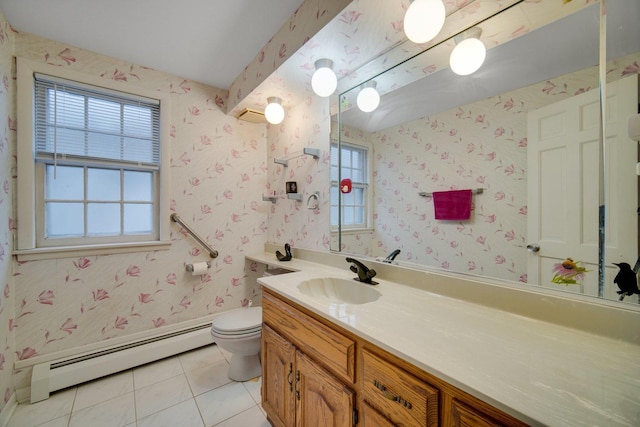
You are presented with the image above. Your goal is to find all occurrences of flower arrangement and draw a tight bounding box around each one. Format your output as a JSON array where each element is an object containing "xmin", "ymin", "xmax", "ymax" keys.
[{"xmin": 551, "ymin": 257, "xmax": 590, "ymax": 285}]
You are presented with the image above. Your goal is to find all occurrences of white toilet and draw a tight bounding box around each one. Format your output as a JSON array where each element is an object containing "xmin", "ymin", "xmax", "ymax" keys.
[{"xmin": 210, "ymin": 306, "xmax": 262, "ymax": 381}]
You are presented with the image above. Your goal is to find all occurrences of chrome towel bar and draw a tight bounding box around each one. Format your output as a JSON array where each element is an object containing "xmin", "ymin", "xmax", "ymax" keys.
[{"xmin": 170, "ymin": 213, "xmax": 219, "ymax": 258}]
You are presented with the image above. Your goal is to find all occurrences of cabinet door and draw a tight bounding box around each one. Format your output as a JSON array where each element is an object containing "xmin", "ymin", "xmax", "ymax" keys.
[
  {"xmin": 361, "ymin": 402, "xmax": 395, "ymax": 427},
  {"xmin": 262, "ymin": 325, "xmax": 296, "ymax": 427},
  {"xmin": 445, "ymin": 395, "xmax": 527, "ymax": 427},
  {"xmin": 296, "ymin": 350, "xmax": 355, "ymax": 427}
]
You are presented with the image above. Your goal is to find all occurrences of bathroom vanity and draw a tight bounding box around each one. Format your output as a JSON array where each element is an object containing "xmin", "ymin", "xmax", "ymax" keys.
[{"xmin": 249, "ymin": 251, "xmax": 640, "ymax": 426}]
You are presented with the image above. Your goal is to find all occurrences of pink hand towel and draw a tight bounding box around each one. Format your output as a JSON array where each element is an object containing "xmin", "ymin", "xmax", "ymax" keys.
[{"xmin": 433, "ymin": 189, "xmax": 472, "ymax": 220}]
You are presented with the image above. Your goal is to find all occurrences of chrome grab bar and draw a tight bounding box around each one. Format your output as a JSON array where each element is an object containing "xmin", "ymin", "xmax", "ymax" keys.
[{"xmin": 170, "ymin": 213, "xmax": 219, "ymax": 258}]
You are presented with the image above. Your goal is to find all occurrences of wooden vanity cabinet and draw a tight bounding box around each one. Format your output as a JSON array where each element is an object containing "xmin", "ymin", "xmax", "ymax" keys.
[
  {"xmin": 262, "ymin": 292, "xmax": 357, "ymax": 427},
  {"xmin": 262, "ymin": 288, "xmax": 528, "ymax": 427}
]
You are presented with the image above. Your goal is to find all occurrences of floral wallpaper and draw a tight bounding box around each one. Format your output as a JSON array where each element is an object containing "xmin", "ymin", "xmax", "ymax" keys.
[
  {"xmin": 340, "ymin": 51, "xmax": 640, "ymax": 283},
  {"xmin": 226, "ymin": 0, "xmax": 352, "ymax": 114},
  {"xmin": 0, "ymin": 10, "xmax": 16, "ymax": 415},
  {"xmin": 9, "ymin": 32, "xmax": 269, "ymax": 398},
  {"xmin": 265, "ymin": 96, "xmax": 332, "ymax": 250}
]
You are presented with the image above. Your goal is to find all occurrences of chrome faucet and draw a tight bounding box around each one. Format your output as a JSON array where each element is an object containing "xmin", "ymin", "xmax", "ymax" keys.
[
  {"xmin": 346, "ymin": 257, "xmax": 378, "ymax": 285},
  {"xmin": 383, "ymin": 249, "xmax": 401, "ymax": 263}
]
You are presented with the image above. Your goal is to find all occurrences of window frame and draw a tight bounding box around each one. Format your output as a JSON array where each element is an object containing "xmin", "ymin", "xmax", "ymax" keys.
[
  {"xmin": 15, "ymin": 58, "xmax": 171, "ymax": 260},
  {"xmin": 331, "ymin": 140, "xmax": 373, "ymax": 232}
]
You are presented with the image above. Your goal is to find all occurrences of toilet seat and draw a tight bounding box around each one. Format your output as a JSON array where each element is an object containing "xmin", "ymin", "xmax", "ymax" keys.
[{"xmin": 211, "ymin": 306, "xmax": 262, "ymax": 335}]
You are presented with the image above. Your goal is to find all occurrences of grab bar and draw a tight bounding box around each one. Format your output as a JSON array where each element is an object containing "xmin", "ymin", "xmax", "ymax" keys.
[{"xmin": 170, "ymin": 213, "xmax": 219, "ymax": 258}]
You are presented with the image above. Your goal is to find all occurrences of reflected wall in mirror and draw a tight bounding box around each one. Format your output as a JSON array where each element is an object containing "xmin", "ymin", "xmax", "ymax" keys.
[{"xmin": 333, "ymin": 0, "xmax": 640, "ymax": 304}]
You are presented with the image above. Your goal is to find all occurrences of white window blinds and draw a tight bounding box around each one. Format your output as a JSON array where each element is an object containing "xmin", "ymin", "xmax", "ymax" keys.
[{"xmin": 34, "ymin": 73, "xmax": 161, "ymax": 169}]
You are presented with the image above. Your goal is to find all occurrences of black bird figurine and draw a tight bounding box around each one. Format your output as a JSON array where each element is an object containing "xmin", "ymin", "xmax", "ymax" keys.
[
  {"xmin": 276, "ymin": 243, "xmax": 292, "ymax": 262},
  {"xmin": 613, "ymin": 262, "xmax": 640, "ymax": 301}
]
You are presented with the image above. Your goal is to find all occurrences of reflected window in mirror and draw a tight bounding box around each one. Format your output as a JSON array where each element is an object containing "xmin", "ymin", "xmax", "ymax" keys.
[{"xmin": 331, "ymin": 142, "xmax": 371, "ymax": 231}]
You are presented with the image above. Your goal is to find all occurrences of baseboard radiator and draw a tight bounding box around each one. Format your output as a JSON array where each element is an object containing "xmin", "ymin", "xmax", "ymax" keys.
[{"xmin": 30, "ymin": 323, "xmax": 213, "ymax": 403}]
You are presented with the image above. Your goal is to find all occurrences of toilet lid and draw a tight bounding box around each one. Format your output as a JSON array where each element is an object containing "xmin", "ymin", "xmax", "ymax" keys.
[{"xmin": 211, "ymin": 306, "xmax": 262, "ymax": 333}]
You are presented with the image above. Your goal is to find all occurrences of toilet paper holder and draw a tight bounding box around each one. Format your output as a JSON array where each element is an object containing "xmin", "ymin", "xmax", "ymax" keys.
[{"xmin": 185, "ymin": 262, "xmax": 211, "ymax": 272}]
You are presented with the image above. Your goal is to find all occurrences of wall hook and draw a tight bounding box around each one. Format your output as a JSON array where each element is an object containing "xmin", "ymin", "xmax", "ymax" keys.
[{"xmin": 307, "ymin": 191, "xmax": 320, "ymax": 209}]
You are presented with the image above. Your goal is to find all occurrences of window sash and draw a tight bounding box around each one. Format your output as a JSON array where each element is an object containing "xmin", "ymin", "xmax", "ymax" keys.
[
  {"xmin": 331, "ymin": 141, "xmax": 370, "ymax": 228},
  {"xmin": 34, "ymin": 73, "xmax": 161, "ymax": 169},
  {"xmin": 35, "ymin": 162, "xmax": 159, "ymax": 247}
]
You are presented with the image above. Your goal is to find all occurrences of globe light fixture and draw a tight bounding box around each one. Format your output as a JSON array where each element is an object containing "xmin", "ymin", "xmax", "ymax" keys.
[
  {"xmin": 449, "ymin": 27, "xmax": 486, "ymax": 76},
  {"xmin": 403, "ymin": 0, "xmax": 446, "ymax": 44},
  {"xmin": 311, "ymin": 58, "xmax": 337, "ymax": 97},
  {"xmin": 356, "ymin": 81, "xmax": 380, "ymax": 113},
  {"xmin": 264, "ymin": 97, "xmax": 285, "ymax": 125}
]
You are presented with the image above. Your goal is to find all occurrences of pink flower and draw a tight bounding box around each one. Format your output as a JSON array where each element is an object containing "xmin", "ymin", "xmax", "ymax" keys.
[
  {"xmin": 278, "ymin": 43, "xmax": 286, "ymax": 59},
  {"xmin": 166, "ymin": 273, "xmax": 177, "ymax": 285},
  {"xmin": 111, "ymin": 69, "xmax": 127, "ymax": 82},
  {"xmin": 114, "ymin": 316, "xmax": 128, "ymax": 330},
  {"xmin": 38, "ymin": 290, "xmax": 55, "ymax": 305},
  {"xmin": 0, "ymin": 353, "xmax": 5, "ymax": 370},
  {"xmin": 60, "ymin": 318, "xmax": 77, "ymax": 334},
  {"xmin": 223, "ymin": 255, "xmax": 233, "ymax": 265},
  {"xmin": 126, "ymin": 265, "xmax": 140, "ymax": 277},
  {"xmin": 59, "ymin": 48, "xmax": 76, "ymax": 65},
  {"xmin": 179, "ymin": 296, "xmax": 191, "ymax": 309},
  {"xmin": 189, "ymin": 248, "xmax": 201, "ymax": 257},
  {"xmin": 139, "ymin": 293, "xmax": 153, "ymax": 303},
  {"xmin": 339, "ymin": 10, "xmax": 362, "ymax": 24},
  {"xmin": 92, "ymin": 289, "xmax": 109, "ymax": 301},
  {"xmin": 215, "ymin": 296, "xmax": 224, "ymax": 307},
  {"xmin": 15, "ymin": 348, "xmax": 37, "ymax": 360},
  {"xmin": 495, "ymin": 255, "xmax": 506, "ymax": 264},
  {"xmin": 73, "ymin": 257, "xmax": 91, "ymax": 270},
  {"xmin": 223, "ymin": 190, "xmax": 233, "ymax": 199},
  {"xmin": 153, "ymin": 318, "xmax": 166, "ymax": 328},
  {"xmin": 468, "ymin": 261, "xmax": 476, "ymax": 271}
]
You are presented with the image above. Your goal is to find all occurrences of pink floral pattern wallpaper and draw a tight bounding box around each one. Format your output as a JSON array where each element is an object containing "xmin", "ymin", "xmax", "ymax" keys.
[
  {"xmin": 0, "ymin": 11, "xmax": 16, "ymax": 415},
  {"xmin": 8, "ymin": 32, "xmax": 270, "ymax": 398}
]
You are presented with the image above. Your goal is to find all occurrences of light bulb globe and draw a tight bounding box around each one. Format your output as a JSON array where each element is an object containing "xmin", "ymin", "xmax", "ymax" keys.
[
  {"xmin": 265, "ymin": 98, "xmax": 285, "ymax": 124},
  {"xmin": 449, "ymin": 37, "xmax": 486, "ymax": 76},
  {"xmin": 404, "ymin": 0, "xmax": 446, "ymax": 44},
  {"xmin": 357, "ymin": 87, "xmax": 380, "ymax": 112},
  {"xmin": 311, "ymin": 66, "xmax": 337, "ymax": 97}
]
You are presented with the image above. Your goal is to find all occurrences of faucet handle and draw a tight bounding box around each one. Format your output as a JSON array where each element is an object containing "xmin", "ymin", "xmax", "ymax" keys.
[{"xmin": 350, "ymin": 265, "xmax": 358, "ymax": 274}]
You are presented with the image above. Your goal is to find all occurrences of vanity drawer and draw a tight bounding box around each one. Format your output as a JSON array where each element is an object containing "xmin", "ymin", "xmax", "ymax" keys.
[
  {"xmin": 362, "ymin": 348, "xmax": 439, "ymax": 426},
  {"xmin": 263, "ymin": 291, "xmax": 356, "ymax": 383}
]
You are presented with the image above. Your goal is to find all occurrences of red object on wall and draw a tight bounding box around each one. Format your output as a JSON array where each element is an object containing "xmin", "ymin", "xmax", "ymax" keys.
[{"xmin": 340, "ymin": 178, "xmax": 352, "ymax": 194}]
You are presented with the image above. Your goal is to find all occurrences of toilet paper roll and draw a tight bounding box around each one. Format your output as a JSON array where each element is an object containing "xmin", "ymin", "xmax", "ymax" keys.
[{"xmin": 189, "ymin": 262, "xmax": 209, "ymax": 276}]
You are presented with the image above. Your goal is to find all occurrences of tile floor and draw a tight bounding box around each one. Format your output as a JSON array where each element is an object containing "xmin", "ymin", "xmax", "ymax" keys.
[{"xmin": 8, "ymin": 344, "xmax": 271, "ymax": 427}]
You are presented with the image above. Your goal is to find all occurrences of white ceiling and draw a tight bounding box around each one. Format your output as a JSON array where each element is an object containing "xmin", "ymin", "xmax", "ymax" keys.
[{"xmin": 0, "ymin": 0, "xmax": 305, "ymax": 89}]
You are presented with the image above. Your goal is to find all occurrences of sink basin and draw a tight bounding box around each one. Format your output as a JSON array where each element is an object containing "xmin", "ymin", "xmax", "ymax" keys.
[{"xmin": 297, "ymin": 277, "xmax": 381, "ymax": 305}]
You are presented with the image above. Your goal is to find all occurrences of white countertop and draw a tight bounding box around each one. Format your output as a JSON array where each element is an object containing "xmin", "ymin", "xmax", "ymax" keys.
[{"xmin": 248, "ymin": 252, "xmax": 640, "ymax": 426}]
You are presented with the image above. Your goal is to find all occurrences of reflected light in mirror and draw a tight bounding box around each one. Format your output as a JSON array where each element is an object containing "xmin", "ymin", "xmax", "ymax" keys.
[
  {"xmin": 312, "ymin": 58, "xmax": 338, "ymax": 97},
  {"xmin": 264, "ymin": 97, "xmax": 285, "ymax": 124},
  {"xmin": 356, "ymin": 81, "xmax": 380, "ymax": 112},
  {"xmin": 450, "ymin": 27, "xmax": 486, "ymax": 76},
  {"xmin": 403, "ymin": 0, "xmax": 446, "ymax": 44}
]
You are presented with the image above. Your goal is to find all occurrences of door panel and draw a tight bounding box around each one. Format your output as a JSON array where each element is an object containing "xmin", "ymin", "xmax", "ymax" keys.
[{"xmin": 527, "ymin": 75, "xmax": 638, "ymax": 298}]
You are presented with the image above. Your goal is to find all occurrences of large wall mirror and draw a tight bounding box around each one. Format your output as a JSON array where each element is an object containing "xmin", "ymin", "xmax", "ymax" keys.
[{"xmin": 331, "ymin": 0, "xmax": 640, "ymax": 305}]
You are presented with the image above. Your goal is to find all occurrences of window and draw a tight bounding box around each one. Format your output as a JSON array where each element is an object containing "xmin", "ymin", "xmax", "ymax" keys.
[
  {"xmin": 331, "ymin": 141, "xmax": 370, "ymax": 230},
  {"xmin": 16, "ymin": 59, "xmax": 170, "ymax": 258}
]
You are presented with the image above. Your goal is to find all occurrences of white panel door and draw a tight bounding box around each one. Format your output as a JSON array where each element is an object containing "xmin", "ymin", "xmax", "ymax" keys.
[{"xmin": 527, "ymin": 75, "xmax": 638, "ymax": 298}]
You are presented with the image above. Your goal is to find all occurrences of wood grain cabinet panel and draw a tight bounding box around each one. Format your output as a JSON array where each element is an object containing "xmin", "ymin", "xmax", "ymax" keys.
[
  {"xmin": 263, "ymin": 291, "xmax": 355, "ymax": 383},
  {"xmin": 262, "ymin": 325, "xmax": 296, "ymax": 427},
  {"xmin": 361, "ymin": 402, "xmax": 396, "ymax": 427},
  {"xmin": 296, "ymin": 350, "xmax": 355, "ymax": 427},
  {"xmin": 362, "ymin": 348, "xmax": 439, "ymax": 426}
]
